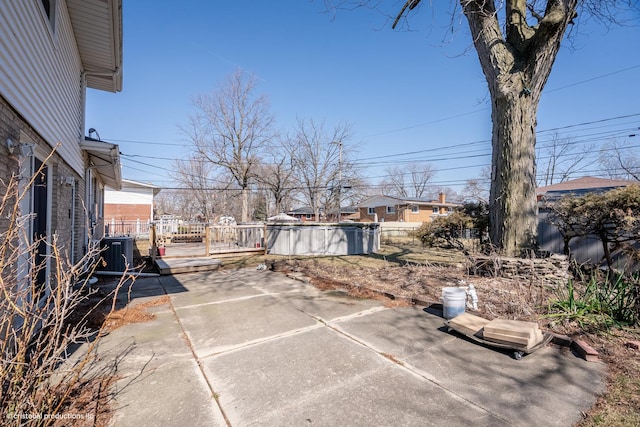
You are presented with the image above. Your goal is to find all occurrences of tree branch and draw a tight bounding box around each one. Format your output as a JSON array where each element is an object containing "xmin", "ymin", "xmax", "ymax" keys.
[{"xmin": 392, "ymin": 0, "xmax": 421, "ymax": 29}]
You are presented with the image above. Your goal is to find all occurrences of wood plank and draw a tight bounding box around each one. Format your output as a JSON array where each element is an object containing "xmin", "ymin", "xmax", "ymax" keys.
[
  {"xmin": 483, "ymin": 320, "xmax": 544, "ymax": 349},
  {"xmin": 484, "ymin": 319, "xmax": 540, "ymax": 338},
  {"xmin": 448, "ymin": 312, "xmax": 490, "ymax": 337}
]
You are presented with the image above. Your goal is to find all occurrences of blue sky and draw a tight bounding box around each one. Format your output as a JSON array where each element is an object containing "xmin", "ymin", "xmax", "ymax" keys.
[{"xmin": 85, "ymin": 1, "xmax": 640, "ymax": 193}]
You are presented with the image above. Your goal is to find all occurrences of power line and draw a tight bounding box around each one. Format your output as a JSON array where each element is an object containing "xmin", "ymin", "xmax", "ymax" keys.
[{"xmin": 100, "ymin": 65, "xmax": 640, "ymax": 150}]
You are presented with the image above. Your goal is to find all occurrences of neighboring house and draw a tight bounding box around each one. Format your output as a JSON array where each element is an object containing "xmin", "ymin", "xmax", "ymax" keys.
[
  {"xmin": 105, "ymin": 179, "xmax": 160, "ymax": 222},
  {"xmin": 287, "ymin": 207, "xmax": 320, "ymax": 222},
  {"xmin": 104, "ymin": 179, "xmax": 160, "ymax": 236},
  {"xmin": 287, "ymin": 206, "xmax": 359, "ymax": 222},
  {"xmin": 537, "ymin": 176, "xmax": 632, "ymax": 264},
  {"xmin": 536, "ymin": 176, "xmax": 632, "ymax": 201},
  {"xmin": 359, "ymin": 194, "xmax": 461, "ymax": 223},
  {"xmin": 0, "ymin": 0, "xmax": 123, "ymax": 290},
  {"xmin": 326, "ymin": 206, "xmax": 360, "ymax": 222}
]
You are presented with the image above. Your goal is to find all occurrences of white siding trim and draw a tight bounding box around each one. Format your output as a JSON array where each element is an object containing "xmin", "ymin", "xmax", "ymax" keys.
[{"xmin": 105, "ymin": 187, "xmax": 154, "ymax": 205}]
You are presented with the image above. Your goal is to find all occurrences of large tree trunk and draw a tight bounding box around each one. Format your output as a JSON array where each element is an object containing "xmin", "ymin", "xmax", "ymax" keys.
[
  {"xmin": 461, "ymin": 0, "xmax": 577, "ymax": 256},
  {"xmin": 489, "ymin": 90, "xmax": 539, "ymax": 256}
]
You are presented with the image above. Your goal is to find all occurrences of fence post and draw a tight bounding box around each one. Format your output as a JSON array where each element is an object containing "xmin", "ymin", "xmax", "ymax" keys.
[
  {"xmin": 150, "ymin": 224, "xmax": 157, "ymax": 264},
  {"xmin": 205, "ymin": 225, "xmax": 211, "ymax": 256},
  {"xmin": 263, "ymin": 223, "xmax": 268, "ymax": 255}
]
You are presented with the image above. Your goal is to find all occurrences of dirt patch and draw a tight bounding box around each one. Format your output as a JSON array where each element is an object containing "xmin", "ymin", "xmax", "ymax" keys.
[
  {"xmin": 293, "ymin": 259, "xmax": 554, "ymax": 324},
  {"xmin": 51, "ymin": 376, "xmax": 119, "ymax": 427},
  {"xmin": 100, "ymin": 296, "xmax": 171, "ymax": 332}
]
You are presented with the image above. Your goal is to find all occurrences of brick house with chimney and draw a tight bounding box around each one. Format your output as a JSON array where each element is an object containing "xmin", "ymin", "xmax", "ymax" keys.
[{"xmin": 358, "ymin": 193, "xmax": 462, "ymax": 223}]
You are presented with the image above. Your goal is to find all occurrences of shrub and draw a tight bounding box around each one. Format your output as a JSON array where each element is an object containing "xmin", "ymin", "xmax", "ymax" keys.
[
  {"xmin": 546, "ymin": 269, "xmax": 639, "ymax": 328},
  {"xmin": 414, "ymin": 211, "xmax": 474, "ymax": 250},
  {"xmin": 1, "ymin": 162, "xmax": 128, "ymax": 425}
]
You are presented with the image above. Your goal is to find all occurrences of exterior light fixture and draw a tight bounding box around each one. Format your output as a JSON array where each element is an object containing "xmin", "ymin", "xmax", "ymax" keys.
[
  {"xmin": 6, "ymin": 138, "xmax": 15, "ymax": 153},
  {"xmin": 6, "ymin": 138, "xmax": 35, "ymax": 156}
]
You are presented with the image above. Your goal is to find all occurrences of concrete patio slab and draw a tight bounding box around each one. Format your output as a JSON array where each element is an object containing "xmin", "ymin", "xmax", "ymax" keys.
[
  {"xmin": 282, "ymin": 288, "xmax": 386, "ymax": 322},
  {"xmin": 84, "ymin": 268, "xmax": 604, "ymax": 427},
  {"xmin": 110, "ymin": 359, "xmax": 225, "ymax": 427},
  {"xmin": 175, "ymin": 293, "xmax": 319, "ymax": 356},
  {"xmin": 404, "ymin": 336, "xmax": 604, "ymax": 427},
  {"xmin": 203, "ymin": 327, "xmax": 509, "ymax": 426}
]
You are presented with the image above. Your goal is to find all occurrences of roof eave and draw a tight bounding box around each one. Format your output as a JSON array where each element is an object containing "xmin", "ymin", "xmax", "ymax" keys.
[
  {"xmin": 67, "ymin": 0, "xmax": 123, "ymax": 93},
  {"xmin": 80, "ymin": 138, "xmax": 122, "ymax": 190}
]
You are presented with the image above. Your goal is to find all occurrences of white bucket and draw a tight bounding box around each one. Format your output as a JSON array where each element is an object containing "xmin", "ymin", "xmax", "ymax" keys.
[{"xmin": 441, "ymin": 287, "xmax": 466, "ymax": 319}]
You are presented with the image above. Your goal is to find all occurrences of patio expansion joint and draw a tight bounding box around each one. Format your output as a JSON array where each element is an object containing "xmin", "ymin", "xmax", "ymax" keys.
[
  {"xmin": 173, "ymin": 289, "xmax": 303, "ymax": 311},
  {"xmin": 198, "ymin": 323, "xmax": 326, "ymax": 360},
  {"xmin": 159, "ymin": 279, "xmax": 232, "ymax": 427},
  {"xmin": 321, "ymin": 321, "xmax": 513, "ymax": 425},
  {"xmin": 195, "ymin": 307, "xmax": 393, "ymax": 361}
]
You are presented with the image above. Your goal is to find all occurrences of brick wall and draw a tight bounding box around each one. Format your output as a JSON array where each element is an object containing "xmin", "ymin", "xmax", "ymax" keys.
[
  {"xmin": 359, "ymin": 206, "xmax": 400, "ymax": 222},
  {"xmin": 0, "ymin": 96, "xmax": 21, "ymax": 239},
  {"xmin": 0, "ymin": 94, "xmax": 84, "ymax": 264},
  {"xmin": 104, "ymin": 203, "xmax": 152, "ymax": 221}
]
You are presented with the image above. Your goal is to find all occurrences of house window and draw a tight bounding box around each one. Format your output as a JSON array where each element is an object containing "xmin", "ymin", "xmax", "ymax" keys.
[
  {"xmin": 411, "ymin": 206, "xmax": 419, "ymax": 214},
  {"xmin": 39, "ymin": 0, "xmax": 57, "ymax": 33},
  {"xmin": 368, "ymin": 207, "xmax": 375, "ymax": 215},
  {"xmin": 386, "ymin": 206, "xmax": 395, "ymax": 214},
  {"xmin": 432, "ymin": 207, "xmax": 439, "ymax": 214},
  {"xmin": 305, "ymin": 214, "xmax": 312, "ymax": 220}
]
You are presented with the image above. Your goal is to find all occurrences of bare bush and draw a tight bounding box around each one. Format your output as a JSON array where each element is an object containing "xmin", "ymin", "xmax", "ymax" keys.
[{"xmin": 1, "ymin": 160, "xmax": 130, "ymax": 425}]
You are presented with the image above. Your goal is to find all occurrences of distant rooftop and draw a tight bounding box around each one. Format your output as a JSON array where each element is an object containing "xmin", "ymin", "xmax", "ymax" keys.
[{"xmin": 537, "ymin": 176, "xmax": 632, "ymax": 195}]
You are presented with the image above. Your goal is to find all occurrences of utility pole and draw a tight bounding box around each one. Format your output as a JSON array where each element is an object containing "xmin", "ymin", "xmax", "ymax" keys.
[{"xmin": 333, "ymin": 141, "xmax": 343, "ymax": 223}]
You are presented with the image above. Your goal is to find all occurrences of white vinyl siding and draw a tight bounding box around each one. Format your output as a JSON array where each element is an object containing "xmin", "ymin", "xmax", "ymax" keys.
[
  {"xmin": 0, "ymin": 0, "xmax": 85, "ymax": 174},
  {"xmin": 105, "ymin": 187, "xmax": 154, "ymax": 205}
]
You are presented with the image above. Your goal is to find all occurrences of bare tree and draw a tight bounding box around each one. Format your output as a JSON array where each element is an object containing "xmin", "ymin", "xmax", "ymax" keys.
[
  {"xmin": 184, "ymin": 69, "xmax": 275, "ymax": 222},
  {"xmin": 255, "ymin": 146, "xmax": 296, "ymax": 214},
  {"xmin": 153, "ymin": 190, "xmax": 177, "ymax": 217},
  {"xmin": 382, "ymin": 162, "xmax": 437, "ymax": 198},
  {"xmin": 599, "ymin": 137, "xmax": 640, "ymax": 181},
  {"xmin": 330, "ymin": 0, "xmax": 635, "ymax": 255},
  {"xmin": 171, "ymin": 155, "xmax": 218, "ymax": 221},
  {"xmin": 462, "ymin": 166, "xmax": 491, "ymax": 203},
  {"xmin": 286, "ymin": 118, "xmax": 353, "ymax": 220},
  {"xmin": 537, "ymin": 132, "xmax": 595, "ymax": 186}
]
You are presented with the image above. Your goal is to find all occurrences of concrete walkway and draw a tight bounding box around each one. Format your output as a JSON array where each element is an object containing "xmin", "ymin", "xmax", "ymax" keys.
[{"xmin": 90, "ymin": 269, "xmax": 604, "ymax": 426}]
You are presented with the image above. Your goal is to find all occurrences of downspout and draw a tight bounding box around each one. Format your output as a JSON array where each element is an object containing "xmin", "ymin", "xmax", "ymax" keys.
[{"xmin": 80, "ymin": 71, "xmax": 89, "ymax": 254}]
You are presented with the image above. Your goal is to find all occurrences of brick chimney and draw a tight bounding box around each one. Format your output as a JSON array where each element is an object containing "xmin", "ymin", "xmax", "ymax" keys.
[{"xmin": 438, "ymin": 192, "xmax": 446, "ymax": 215}]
